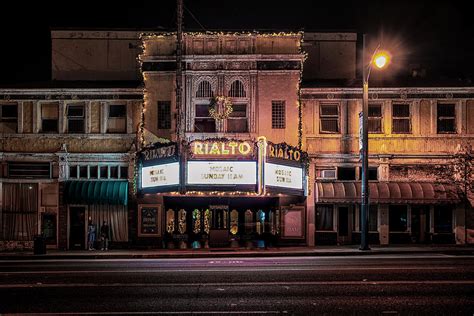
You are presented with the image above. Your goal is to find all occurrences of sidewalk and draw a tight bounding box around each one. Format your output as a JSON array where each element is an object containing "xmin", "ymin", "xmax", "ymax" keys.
[{"xmin": 1, "ymin": 245, "xmax": 474, "ymax": 260}]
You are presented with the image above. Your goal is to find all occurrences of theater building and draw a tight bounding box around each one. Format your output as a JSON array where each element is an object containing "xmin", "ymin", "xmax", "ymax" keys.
[{"xmin": 136, "ymin": 32, "xmax": 309, "ymax": 248}]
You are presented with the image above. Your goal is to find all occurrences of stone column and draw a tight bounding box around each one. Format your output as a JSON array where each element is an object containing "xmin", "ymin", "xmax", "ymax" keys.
[
  {"xmin": 306, "ymin": 160, "xmax": 315, "ymax": 246},
  {"xmin": 379, "ymin": 204, "xmax": 389, "ymax": 245}
]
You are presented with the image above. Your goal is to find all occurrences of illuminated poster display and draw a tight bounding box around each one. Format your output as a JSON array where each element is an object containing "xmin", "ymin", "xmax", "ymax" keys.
[
  {"xmin": 264, "ymin": 163, "xmax": 303, "ymax": 190},
  {"xmin": 187, "ymin": 161, "xmax": 257, "ymax": 185},
  {"xmin": 141, "ymin": 162, "xmax": 180, "ymax": 188}
]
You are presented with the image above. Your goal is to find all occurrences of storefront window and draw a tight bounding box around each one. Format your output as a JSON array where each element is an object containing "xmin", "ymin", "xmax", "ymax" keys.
[
  {"xmin": 389, "ymin": 205, "xmax": 408, "ymax": 232},
  {"xmin": 434, "ymin": 206, "xmax": 453, "ymax": 233},
  {"xmin": 316, "ymin": 205, "xmax": 333, "ymax": 231}
]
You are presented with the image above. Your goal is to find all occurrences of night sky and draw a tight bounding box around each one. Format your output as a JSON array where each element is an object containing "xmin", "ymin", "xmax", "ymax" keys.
[{"xmin": 0, "ymin": 0, "xmax": 472, "ymax": 84}]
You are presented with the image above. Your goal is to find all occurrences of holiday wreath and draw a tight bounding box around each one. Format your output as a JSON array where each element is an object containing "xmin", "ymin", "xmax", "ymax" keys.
[{"xmin": 208, "ymin": 96, "xmax": 233, "ymax": 120}]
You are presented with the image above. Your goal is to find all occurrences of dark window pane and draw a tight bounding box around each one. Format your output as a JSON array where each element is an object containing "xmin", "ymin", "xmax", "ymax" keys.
[
  {"xmin": 368, "ymin": 104, "xmax": 382, "ymax": 117},
  {"xmin": 195, "ymin": 104, "xmax": 210, "ymax": 117},
  {"xmin": 100, "ymin": 166, "xmax": 108, "ymax": 179},
  {"xmin": 158, "ymin": 101, "xmax": 171, "ymax": 129},
  {"xmin": 320, "ymin": 119, "xmax": 339, "ymax": 133},
  {"xmin": 194, "ymin": 118, "xmax": 216, "ymax": 132},
  {"xmin": 109, "ymin": 104, "xmax": 126, "ymax": 118},
  {"xmin": 337, "ymin": 167, "xmax": 356, "ymax": 180},
  {"xmin": 110, "ymin": 166, "xmax": 119, "ymax": 179},
  {"xmin": 67, "ymin": 105, "xmax": 84, "ymax": 117},
  {"xmin": 393, "ymin": 104, "xmax": 410, "ymax": 117},
  {"xmin": 437, "ymin": 119, "xmax": 456, "ymax": 133},
  {"xmin": 434, "ymin": 206, "xmax": 453, "ymax": 233},
  {"xmin": 227, "ymin": 119, "xmax": 248, "ymax": 133},
  {"xmin": 438, "ymin": 104, "xmax": 455, "ymax": 117},
  {"xmin": 393, "ymin": 119, "xmax": 410, "ymax": 133},
  {"xmin": 1, "ymin": 104, "xmax": 17, "ymax": 119},
  {"xmin": 69, "ymin": 166, "xmax": 78, "ymax": 178},
  {"xmin": 316, "ymin": 205, "xmax": 333, "ymax": 231},
  {"xmin": 42, "ymin": 119, "xmax": 58, "ymax": 132},
  {"xmin": 368, "ymin": 118, "xmax": 382, "ymax": 133},
  {"xmin": 389, "ymin": 205, "xmax": 407, "ymax": 232},
  {"xmin": 320, "ymin": 104, "xmax": 338, "ymax": 116},
  {"xmin": 68, "ymin": 119, "xmax": 84, "ymax": 133},
  {"xmin": 89, "ymin": 166, "xmax": 98, "ymax": 178},
  {"xmin": 79, "ymin": 166, "xmax": 88, "ymax": 178},
  {"xmin": 229, "ymin": 104, "xmax": 247, "ymax": 117},
  {"xmin": 120, "ymin": 166, "xmax": 128, "ymax": 179},
  {"xmin": 368, "ymin": 167, "xmax": 378, "ymax": 180}
]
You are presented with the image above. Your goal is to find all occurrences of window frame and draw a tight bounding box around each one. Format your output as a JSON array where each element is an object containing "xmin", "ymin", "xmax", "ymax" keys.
[
  {"xmin": 319, "ymin": 103, "xmax": 340, "ymax": 134},
  {"xmin": 368, "ymin": 103, "xmax": 383, "ymax": 134},
  {"xmin": 107, "ymin": 103, "xmax": 127, "ymax": 134},
  {"xmin": 226, "ymin": 103, "xmax": 248, "ymax": 133},
  {"xmin": 392, "ymin": 103, "xmax": 412, "ymax": 134},
  {"xmin": 157, "ymin": 101, "xmax": 172, "ymax": 130},
  {"xmin": 66, "ymin": 103, "xmax": 85, "ymax": 134},
  {"xmin": 271, "ymin": 100, "xmax": 286, "ymax": 129},
  {"xmin": 0, "ymin": 102, "xmax": 18, "ymax": 133},
  {"xmin": 436, "ymin": 103, "xmax": 457, "ymax": 134},
  {"xmin": 194, "ymin": 103, "xmax": 216, "ymax": 133}
]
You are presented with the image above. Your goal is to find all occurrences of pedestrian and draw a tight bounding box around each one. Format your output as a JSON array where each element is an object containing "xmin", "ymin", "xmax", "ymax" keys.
[
  {"xmin": 87, "ymin": 220, "xmax": 96, "ymax": 250},
  {"xmin": 100, "ymin": 220, "xmax": 110, "ymax": 251}
]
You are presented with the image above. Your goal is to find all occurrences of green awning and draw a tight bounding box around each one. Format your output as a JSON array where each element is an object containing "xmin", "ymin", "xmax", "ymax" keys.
[{"xmin": 64, "ymin": 181, "xmax": 128, "ymax": 205}]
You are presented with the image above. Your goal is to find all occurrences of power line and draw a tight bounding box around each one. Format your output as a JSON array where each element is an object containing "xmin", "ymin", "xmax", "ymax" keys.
[{"xmin": 184, "ymin": 4, "xmax": 206, "ymax": 31}]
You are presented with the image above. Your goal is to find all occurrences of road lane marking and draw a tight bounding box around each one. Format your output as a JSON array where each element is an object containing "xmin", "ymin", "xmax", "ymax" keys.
[
  {"xmin": 0, "ymin": 266, "xmax": 459, "ymax": 274},
  {"xmin": 1, "ymin": 280, "xmax": 474, "ymax": 288},
  {"xmin": 2, "ymin": 312, "xmax": 283, "ymax": 315}
]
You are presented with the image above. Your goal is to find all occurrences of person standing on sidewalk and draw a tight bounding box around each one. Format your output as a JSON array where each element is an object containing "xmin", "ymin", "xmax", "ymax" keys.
[
  {"xmin": 87, "ymin": 220, "xmax": 97, "ymax": 250},
  {"xmin": 100, "ymin": 221, "xmax": 111, "ymax": 251}
]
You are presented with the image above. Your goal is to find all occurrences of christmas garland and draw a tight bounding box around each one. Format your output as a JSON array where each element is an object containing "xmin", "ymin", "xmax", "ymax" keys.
[{"xmin": 208, "ymin": 96, "xmax": 233, "ymax": 120}]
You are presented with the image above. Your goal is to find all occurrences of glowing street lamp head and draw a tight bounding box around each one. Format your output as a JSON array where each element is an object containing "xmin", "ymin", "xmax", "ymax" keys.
[{"xmin": 373, "ymin": 51, "xmax": 390, "ymax": 69}]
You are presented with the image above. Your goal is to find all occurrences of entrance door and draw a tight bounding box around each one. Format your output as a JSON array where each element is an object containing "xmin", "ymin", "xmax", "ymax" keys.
[
  {"xmin": 411, "ymin": 206, "xmax": 429, "ymax": 243},
  {"xmin": 69, "ymin": 206, "xmax": 86, "ymax": 249},
  {"xmin": 338, "ymin": 207, "xmax": 349, "ymax": 243}
]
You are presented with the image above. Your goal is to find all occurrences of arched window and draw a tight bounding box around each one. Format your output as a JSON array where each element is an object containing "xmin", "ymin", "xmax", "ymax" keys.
[
  {"xmin": 228, "ymin": 80, "xmax": 246, "ymax": 97},
  {"xmin": 196, "ymin": 81, "xmax": 213, "ymax": 98}
]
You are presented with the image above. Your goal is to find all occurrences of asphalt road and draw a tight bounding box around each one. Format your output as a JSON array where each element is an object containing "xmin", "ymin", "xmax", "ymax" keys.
[{"xmin": 0, "ymin": 254, "xmax": 473, "ymax": 315}]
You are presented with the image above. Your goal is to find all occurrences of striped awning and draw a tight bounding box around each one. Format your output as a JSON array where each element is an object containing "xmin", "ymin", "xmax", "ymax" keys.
[
  {"xmin": 64, "ymin": 181, "xmax": 128, "ymax": 205},
  {"xmin": 315, "ymin": 182, "xmax": 460, "ymax": 204}
]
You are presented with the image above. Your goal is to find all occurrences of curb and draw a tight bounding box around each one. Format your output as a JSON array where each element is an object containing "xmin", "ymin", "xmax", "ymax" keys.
[{"xmin": 1, "ymin": 249, "xmax": 473, "ymax": 260}]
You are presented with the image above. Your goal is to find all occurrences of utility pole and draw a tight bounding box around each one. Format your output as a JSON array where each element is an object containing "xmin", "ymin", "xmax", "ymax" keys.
[
  {"xmin": 176, "ymin": 0, "xmax": 185, "ymax": 194},
  {"xmin": 360, "ymin": 33, "xmax": 370, "ymax": 251}
]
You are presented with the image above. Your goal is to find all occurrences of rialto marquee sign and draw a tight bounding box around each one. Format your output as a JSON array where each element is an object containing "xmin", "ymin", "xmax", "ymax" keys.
[{"xmin": 138, "ymin": 138, "xmax": 307, "ymax": 195}]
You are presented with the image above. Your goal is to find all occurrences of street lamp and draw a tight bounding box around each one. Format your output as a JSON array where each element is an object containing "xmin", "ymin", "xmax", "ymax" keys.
[{"xmin": 360, "ymin": 34, "xmax": 390, "ymax": 251}]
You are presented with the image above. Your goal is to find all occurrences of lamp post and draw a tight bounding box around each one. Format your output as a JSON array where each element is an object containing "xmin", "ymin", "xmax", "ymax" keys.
[{"xmin": 360, "ymin": 34, "xmax": 389, "ymax": 251}]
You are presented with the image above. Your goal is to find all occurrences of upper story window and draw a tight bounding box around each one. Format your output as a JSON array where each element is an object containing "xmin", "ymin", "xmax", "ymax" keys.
[
  {"xmin": 69, "ymin": 164, "xmax": 128, "ymax": 180},
  {"xmin": 66, "ymin": 104, "xmax": 85, "ymax": 133},
  {"xmin": 227, "ymin": 104, "xmax": 248, "ymax": 133},
  {"xmin": 228, "ymin": 80, "xmax": 246, "ymax": 97},
  {"xmin": 0, "ymin": 103, "xmax": 18, "ymax": 133},
  {"xmin": 196, "ymin": 81, "xmax": 213, "ymax": 98},
  {"xmin": 337, "ymin": 167, "xmax": 356, "ymax": 180},
  {"xmin": 437, "ymin": 103, "xmax": 456, "ymax": 133},
  {"xmin": 368, "ymin": 104, "xmax": 383, "ymax": 133},
  {"xmin": 194, "ymin": 104, "xmax": 215, "ymax": 132},
  {"xmin": 320, "ymin": 103, "xmax": 339, "ymax": 133},
  {"xmin": 107, "ymin": 104, "xmax": 126, "ymax": 133},
  {"xmin": 158, "ymin": 101, "xmax": 172, "ymax": 129},
  {"xmin": 41, "ymin": 102, "xmax": 59, "ymax": 133},
  {"xmin": 392, "ymin": 103, "xmax": 411, "ymax": 134},
  {"xmin": 271, "ymin": 100, "xmax": 286, "ymax": 129}
]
